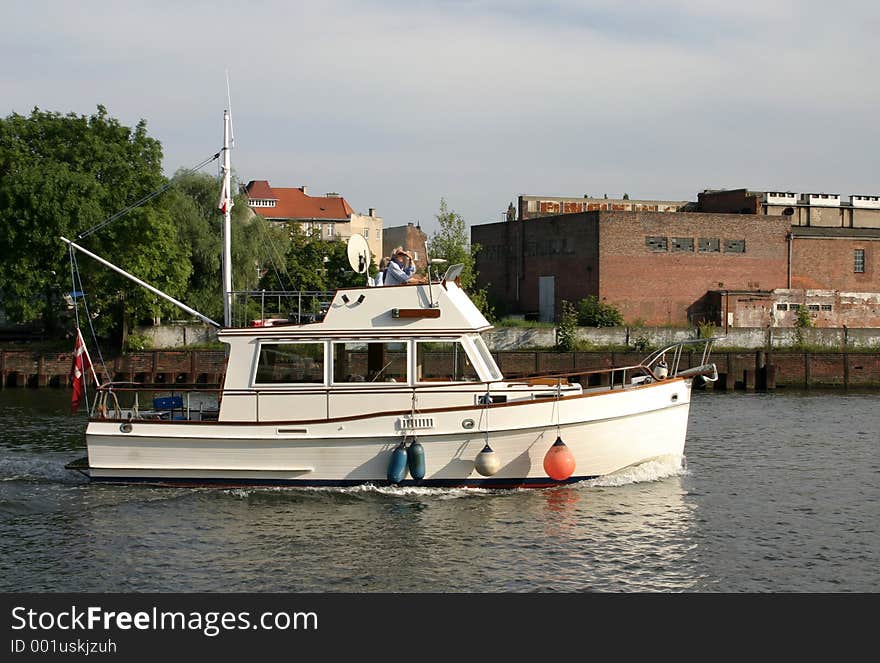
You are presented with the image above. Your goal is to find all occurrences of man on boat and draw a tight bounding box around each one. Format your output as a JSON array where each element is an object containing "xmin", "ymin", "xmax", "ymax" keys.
[{"xmin": 384, "ymin": 247, "xmax": 426, "ymax": 285}]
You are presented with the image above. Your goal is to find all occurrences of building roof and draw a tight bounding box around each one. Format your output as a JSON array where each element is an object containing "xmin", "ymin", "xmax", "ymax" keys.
[
  {"xmin": 791, "ymin": 227, "xmax": 880, "ymax": 239},
  {"xmin": 245, "ymin": 180, "xmax": 275, "ymax": 200},
  {"xmin": 245, "ymin": 180, "xmax": 355, "ymax": 221}
]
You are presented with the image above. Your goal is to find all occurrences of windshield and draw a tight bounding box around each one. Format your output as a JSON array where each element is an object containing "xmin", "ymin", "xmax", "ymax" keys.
[{"xmin": 470, "ymin": 335, "xmax": 502, "ymax": 381}]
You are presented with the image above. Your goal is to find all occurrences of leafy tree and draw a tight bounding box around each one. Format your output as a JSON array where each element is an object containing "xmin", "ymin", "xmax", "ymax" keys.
[
  {"xmin": 429, "ymin": 198, "xmax": 477, "ymax": 289},
  {"xmin": 0, "ymin": 106, "xmax": 190, "ymax": 342},
  {"xmin": 258, "ymin": 225, "xmax": 366, "ymax": 293},
  {"xmin": 428, "ymin": 198, "xmax": 494, "ymax": 320},
  {"xmin": 168, "ymin": 170, "xmax": 274, "ymax": 322},
  {"xmin": 555, "ymin": 300, "xmax": 578, "ymax": 352},
  {"xmin": 794, "ymin": 304, "xmax": 813, "ymax": 347},
  {"xmin": 577, "ymin": 295, "xmax": 624, "ymax": 327}
]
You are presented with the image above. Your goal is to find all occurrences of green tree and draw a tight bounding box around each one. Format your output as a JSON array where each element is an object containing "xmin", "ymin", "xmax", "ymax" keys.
[
  {"xmin": 168, "ymin": 171, "xmax": 276, "ymax": 322},
  {"xmin": 0, "ymin": 106, "xmax": 191, "ymax": 342},
  {"xmin": 428, "ymin": 198, "xmax": 494, "ymax": 320},
  {"xmin": 577, "ymin": 295, "xmax": 624, "ymax": 327},
  {"xmin": 257, "ymin": 225, "xmax": 366, "ymax": 293},
  {"xmin": 794, "ymin": 304, "xmax": 813, "ymax": 347},
  {"xmin": 556, "ymin": 300, "xmax": 578, "ymax": 352},
  {"xmin": 429, "ymin": 198, "xmax": 477, "ymax": 288}
]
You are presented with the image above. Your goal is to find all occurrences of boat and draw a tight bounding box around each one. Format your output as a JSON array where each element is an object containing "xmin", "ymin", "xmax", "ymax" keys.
[{"xmin": 63, "ymin": 111, "xmax": 719, "ymax": 488}]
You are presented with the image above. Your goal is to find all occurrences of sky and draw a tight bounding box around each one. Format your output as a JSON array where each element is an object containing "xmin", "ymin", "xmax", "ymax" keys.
[{"xmin": 3, "ymin": 0, "xmax": 878, "ymax": 236}]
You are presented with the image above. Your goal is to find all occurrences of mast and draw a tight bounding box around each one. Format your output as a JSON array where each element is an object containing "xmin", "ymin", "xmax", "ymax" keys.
[{"xmin": 220, "ymin": 109, "xmax": 234, "ymax": 328}]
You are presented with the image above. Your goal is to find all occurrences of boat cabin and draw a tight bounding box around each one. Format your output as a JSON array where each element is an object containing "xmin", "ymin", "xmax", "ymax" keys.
[{"xmin": 216, "ymin": 280, "xmax": 582, "ymax": 422}]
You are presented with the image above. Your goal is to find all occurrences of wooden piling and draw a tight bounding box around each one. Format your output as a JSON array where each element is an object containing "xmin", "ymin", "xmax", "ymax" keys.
[
  {"xmin": 765, "ymin": 365, "xmax": 777, "ymax": 390},
  {"xmin": 744, "ymin": 369, "xmax": 756, "ymax": 391}
]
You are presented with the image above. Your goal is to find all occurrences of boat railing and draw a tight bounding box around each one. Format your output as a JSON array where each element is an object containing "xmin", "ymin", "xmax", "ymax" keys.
[
  {"xmin": 229, "ymin": 289, "xmax": 336, "ymax": 327},
  {"xmin": 641, "ymin": 336, "xmax": 723, "ymax": 382},
  {"xmin": 90, "ymin": 382, "xmax": 222, "ymax": 422}
]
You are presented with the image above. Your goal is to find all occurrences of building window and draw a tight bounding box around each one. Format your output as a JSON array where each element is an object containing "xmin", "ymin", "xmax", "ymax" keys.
[
  {"xmin": 363, "ymin": 228, "xmax": 369, "ymax": 238},
  {"xmin": 854, "ymin": 249, "xmax": 865, "ymax": 273},
  {"xmin": 376, "ymin": 229, "xmax": 380, "ymax": 240},
  {"xmin": 326, "ymin": 224, "xmax": 334, "ymax": 237},
  {"xmin": 699, "ymin": 237, "xmax": 721, "ymax": 253},
  {"xmin": 776, "ymin": 303, "xmax": 788, "ymax": 311},
  {"xmin": 821, "ymin": 304, "xmax": 832, "ymax": 311},
  {"xmin": 671, "ymin": 237, "xmax": 694, "ymax": 252},
  {"xmin": 646, "ymin": 236, "xmax": 667, "ymax": 252},
  {"xmin": 724, "ymin": 239, "xmax": 746, "ymax": 253},
  {"xmin": 808, "ymin": 304, "xmax": 820, "ymax": 311}
]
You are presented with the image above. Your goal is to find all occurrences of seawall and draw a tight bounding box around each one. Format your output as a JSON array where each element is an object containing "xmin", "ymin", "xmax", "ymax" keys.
[{"xmin": 2, "ymin": 348, "xmax": 878, "ymax": 389}]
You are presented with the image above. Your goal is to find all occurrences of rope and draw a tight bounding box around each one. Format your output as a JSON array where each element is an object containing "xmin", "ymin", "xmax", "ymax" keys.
[
  {"xmin": 554, "ymin": 378, "xmax": 562, "ymax": 438},
  {"xmin": 70, "ymin": 250, "xmax": 110, "ymax": 382},
  {"xmin": 76, "ymin": 152, "xmax": 220, "ymax": 240}
]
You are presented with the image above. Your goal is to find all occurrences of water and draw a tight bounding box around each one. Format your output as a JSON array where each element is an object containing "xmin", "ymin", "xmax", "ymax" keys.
[{"xmin": 0, "ymin": 388, "xmax": 877, "ymax": 592}]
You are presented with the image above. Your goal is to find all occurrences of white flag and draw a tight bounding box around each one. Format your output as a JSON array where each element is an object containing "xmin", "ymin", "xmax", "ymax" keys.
[{"xmin": 218, "ymin": 175, "xmax": 234, "ymax": 214}]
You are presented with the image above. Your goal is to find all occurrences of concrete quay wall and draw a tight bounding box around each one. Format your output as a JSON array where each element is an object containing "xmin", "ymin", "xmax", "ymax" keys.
[{"xmin": 1, "ymin": 348, "xmax": 878, "ymax": 389}]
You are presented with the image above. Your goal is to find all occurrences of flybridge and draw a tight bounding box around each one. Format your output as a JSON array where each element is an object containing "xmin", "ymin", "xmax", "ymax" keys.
[{"xmin": 218, "ymin": 279, "xmax": 491, "ymax": 337}]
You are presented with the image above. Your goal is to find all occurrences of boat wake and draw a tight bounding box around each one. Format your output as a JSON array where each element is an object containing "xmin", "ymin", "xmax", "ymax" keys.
[
  {"xmin": 0, "ymin": 454, "xmax": 87, "ymax": 484},
  {"xmin": 582, "ymin": 454, "xmax": 687, "ymax": 488},
  {"xmin": 220, "ymin": 457, "xmax": 686, "ymax": 499}
]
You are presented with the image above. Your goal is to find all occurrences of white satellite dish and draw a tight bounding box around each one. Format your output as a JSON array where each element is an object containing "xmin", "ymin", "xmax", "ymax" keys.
[{"xmin": 346, "ymin": 234, "xmax": 371, "ymax": 274}]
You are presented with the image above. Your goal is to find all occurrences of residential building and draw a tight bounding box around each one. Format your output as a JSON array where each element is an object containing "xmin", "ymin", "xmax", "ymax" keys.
[{"xmin": 244, "ymin": 181, "xmax": 383, "ymax": 261}]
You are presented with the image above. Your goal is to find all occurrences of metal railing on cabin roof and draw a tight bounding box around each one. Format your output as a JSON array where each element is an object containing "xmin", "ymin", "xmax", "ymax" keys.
[{"xmin": 229, "ymin": 290, "xmax": 336, "ymax": 328}]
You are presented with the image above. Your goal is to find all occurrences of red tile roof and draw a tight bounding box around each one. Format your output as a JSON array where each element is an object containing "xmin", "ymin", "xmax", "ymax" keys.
[
  {"xmin": 245, "ymin": 180, "xmax": 275, "ymax": 200},
  {"xmin": 246, "ymin": 180, "xmax": 354, "ymax": 221}
]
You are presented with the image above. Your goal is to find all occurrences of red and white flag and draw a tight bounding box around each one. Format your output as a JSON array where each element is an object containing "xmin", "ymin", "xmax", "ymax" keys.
[
  {"xmin": 218, "ymin": 175, "xmax": 234, "ymax": 215},
  {"xmin": 70, "ymin": 328, "xmax": 92, "ymax": 414}
]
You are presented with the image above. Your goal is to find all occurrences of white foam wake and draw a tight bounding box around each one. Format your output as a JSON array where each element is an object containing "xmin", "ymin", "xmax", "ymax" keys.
[{"xmin": 583, "ymin": 454, "xmax": 687, "ymax": 487}]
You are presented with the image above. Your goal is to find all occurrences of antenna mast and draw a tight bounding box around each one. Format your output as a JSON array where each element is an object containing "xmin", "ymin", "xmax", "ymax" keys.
[{"xmin": 220, "ymin": 109, "xmax": 234, "ymax": 327}]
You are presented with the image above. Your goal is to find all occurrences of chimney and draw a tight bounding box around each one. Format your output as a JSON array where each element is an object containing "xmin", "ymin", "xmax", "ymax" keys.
[
  {"xmin": 300, "ymin": 185, "xmax": 308, "ymax": 195},
  {"xmin": 368, "ymin": 208, "xmax": 375, "ymax": 217}
]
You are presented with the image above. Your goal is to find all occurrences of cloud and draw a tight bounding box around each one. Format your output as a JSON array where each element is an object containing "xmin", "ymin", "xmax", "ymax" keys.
[{"xmin": 2, "ymin": 1, "xmax": 878, "ymax": 233}]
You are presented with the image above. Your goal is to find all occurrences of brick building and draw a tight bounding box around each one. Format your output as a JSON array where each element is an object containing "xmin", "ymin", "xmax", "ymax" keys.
[
  {"xmin": 473, "ymin": 211, "xmax": 790, "ymax": 325},
  {"xmin": 244, "ymin": 181, "xmax": 383, "ymax": 259},
  {"xmin": 382, "ymin": 222, "xmax": 428, "ymax": 265}
]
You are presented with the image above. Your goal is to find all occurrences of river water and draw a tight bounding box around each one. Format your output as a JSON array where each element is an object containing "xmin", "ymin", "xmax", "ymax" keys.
[{"xmin": 0, "ymin": 388, "xmax": 876, "ymax": 593}]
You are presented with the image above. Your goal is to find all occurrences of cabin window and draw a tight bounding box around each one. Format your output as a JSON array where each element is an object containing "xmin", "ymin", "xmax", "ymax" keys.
[
  {"xmin": 470, "ymin": 336, "xmax": 502, "ymax": 381},
  {"xmin": 254, "ymin": 343, "xmax": 325, "ymax": 384},
  {"xmin": 332, "ymin": 341, "xmax": 408, "ymax": 383},
  {"xmin": 416, "ymin": 341, "xmax": 479, "ymax": 382}
]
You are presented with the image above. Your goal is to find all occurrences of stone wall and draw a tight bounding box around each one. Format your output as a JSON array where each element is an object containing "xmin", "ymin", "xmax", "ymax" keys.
[{"xmin": 482, "ymin": 326, "xmax": 880, "ymax": 350}]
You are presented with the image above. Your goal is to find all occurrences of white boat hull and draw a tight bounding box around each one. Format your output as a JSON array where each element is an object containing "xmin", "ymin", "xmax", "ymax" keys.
[{"xmin": 81, "ymin": 378, "xmax": 692, "ymax": 488}]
